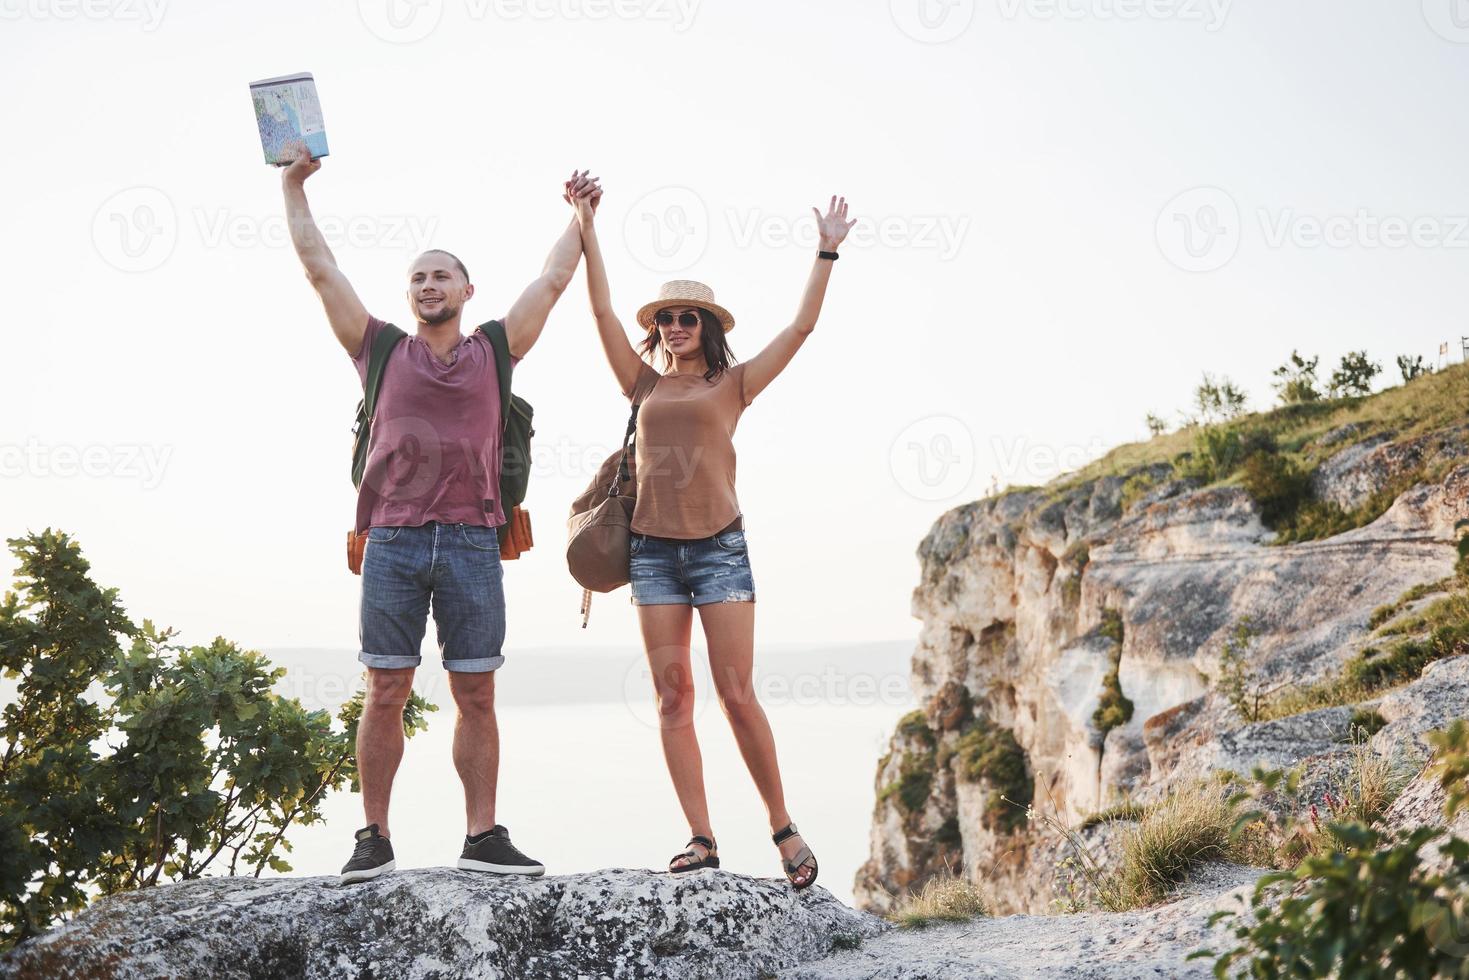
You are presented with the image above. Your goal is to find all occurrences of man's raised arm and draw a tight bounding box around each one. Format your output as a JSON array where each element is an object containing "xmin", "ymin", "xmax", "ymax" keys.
[
  {"xmin": 281, "ymin": 145, "xmax": 370, "ymax": 358},
  {"xmin": 502, "ymin": 170, "xmax": 600, "ymax": 359}
]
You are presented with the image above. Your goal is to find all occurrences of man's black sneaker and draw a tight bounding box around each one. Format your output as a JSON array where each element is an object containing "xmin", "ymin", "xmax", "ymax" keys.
[
  {"xmin": 457, "ymin": 824, "xmax": 545, "ymax": 876},
  {"xmin": 339, "ymin": 823, "xmax": 396, "ymax": 884}
]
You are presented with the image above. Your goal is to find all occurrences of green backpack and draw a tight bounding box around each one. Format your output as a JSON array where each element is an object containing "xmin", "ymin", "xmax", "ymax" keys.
[{"xmin": 350, "ymin": 320, "xmax": 534, "ymax": 512}]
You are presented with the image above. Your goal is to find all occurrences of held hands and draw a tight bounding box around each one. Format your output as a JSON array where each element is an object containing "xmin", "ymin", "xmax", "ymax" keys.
[
  {"xmin": 813, "ymin": 195, "xmax": 856, "ymax": 252},
  {"xmin": 563, "ymin": 169, "xmax": 603, "ymax": 223},
  {"xmin": 279, "ymin": 142, "xmax": 321, "ymax": 185}
]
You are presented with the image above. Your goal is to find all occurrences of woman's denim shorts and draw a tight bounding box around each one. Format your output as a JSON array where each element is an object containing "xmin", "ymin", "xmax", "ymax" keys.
[{"xmin": 629, "ymin": 526, "xmax": 756, "ymax": 606}]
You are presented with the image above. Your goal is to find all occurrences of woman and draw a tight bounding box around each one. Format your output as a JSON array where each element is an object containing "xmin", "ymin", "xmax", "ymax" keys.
[{"xmin": 567, "ymin": 172, "xmax": 854, "ymax": 889}]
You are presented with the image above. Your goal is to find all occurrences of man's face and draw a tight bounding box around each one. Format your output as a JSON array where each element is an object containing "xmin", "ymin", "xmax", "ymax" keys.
[{"xmin": 407, "ymin": 254, "xmax": 473, "ymax": 325}]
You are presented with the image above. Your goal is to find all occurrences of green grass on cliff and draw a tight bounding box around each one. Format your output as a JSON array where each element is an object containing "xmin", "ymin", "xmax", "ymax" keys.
[
  {"xmin": 1063, "ymin": 362, "xmax": 1469, "ymax": 486},
  {"xmin": 888, "ymin": 872, "xmax": 989, "ymax": 928},
  {"xmin": 1260, "ymin": 574, "xmax": 1469, "ymax": 721},
  {"xmin": 1039, "ymin": 363, "xmax": 1469, "ymax": 542}
]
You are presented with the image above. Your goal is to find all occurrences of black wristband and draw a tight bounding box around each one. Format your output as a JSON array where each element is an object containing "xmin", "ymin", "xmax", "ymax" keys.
[{"xmin": 818, "ymin": 250, "xmax": 840, "ymax": 261}]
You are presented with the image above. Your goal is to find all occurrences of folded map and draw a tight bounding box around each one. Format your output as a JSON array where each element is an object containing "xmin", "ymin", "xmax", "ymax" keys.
[{"xmin": 250, "ymin": 72, "xmax": 329, "ymax": 166}]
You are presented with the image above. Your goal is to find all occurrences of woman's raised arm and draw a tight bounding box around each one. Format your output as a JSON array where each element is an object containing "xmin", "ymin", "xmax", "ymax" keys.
[
  {"xmin": 568, "ymin": 176, "xmax": 646, "ymax": 396},
  {"xmin": 740, "ymin": 196, "xmax": 856, "ymax": 404}
]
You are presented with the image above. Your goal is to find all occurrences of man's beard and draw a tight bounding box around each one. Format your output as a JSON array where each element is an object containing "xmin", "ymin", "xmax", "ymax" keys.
[{"xmin": 419, "ymin": 301, "xmax": 459, "ymax": 325}]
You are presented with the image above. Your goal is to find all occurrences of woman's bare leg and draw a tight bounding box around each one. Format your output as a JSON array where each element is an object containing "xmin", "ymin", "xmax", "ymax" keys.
[
  {"xmin": 697, "ymin": 601, "xmax": 814, "ymax": 885},
  {"xmin": 637, "ymin": 603, "xmax": 714, "ymax": 867}
]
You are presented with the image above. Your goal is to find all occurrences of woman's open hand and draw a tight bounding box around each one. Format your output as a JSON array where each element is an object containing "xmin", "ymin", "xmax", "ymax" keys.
[{"xmin": 812, "ymin": 195, "xmax": 856, "ymax": 251}]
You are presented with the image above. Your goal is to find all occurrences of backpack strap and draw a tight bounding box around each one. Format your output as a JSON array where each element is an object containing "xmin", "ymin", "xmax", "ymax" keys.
[
  {"xmin": 364, "ymin": 324, "xmax": 408, "ymax": 417},
  {"xmin": 477, "ymin": 320, "xmax": 514, "ymax": 430}
]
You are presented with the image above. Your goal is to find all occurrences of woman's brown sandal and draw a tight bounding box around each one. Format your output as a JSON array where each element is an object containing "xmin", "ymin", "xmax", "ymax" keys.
[
  {"xmin": 773, "ymin": 823, "xmax": 818, "ymax": 890},
  {"xmin": 669, "ymin": 834, "xmax": 719, "ymax": 874}
]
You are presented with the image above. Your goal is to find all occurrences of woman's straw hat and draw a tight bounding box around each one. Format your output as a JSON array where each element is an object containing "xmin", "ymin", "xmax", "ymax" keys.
[{"xmin": 636, "ymin": 280, "xmax": 736, "ymax": 334}]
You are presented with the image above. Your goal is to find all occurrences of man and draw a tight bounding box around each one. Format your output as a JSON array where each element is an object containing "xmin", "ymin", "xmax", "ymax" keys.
[{"xmin": 281, "ymin": 146, "xmax": 599, "ymax": 884}]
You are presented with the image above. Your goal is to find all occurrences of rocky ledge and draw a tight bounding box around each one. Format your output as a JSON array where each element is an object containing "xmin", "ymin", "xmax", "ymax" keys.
[
  {"xmin": 0, "ymin": 862, "xmax": 1268, "ymax": 980},
  {"xmin": 0, "ymin": 868, "xmax": 884, "ymax": 980}
]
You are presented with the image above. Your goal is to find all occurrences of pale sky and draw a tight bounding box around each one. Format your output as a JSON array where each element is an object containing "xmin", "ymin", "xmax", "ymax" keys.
[{"xmin": 4, "ymin": 0, "xmax": 1468, "ymax": 657}]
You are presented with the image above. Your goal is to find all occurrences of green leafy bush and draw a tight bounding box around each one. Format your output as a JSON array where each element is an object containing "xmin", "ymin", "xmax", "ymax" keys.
[
  {"xmin": 1328, "ymin": 350, "xmax": 1382, "ymax": 398},
  {"xmin": 0, "ymin": 530, "xmax": 436, "ymax": 950},
  {"xmin": 1272, "ymin": 350, "xmax": 1322, "ymax": 405},
  {"xmin": 1216, "ymin": 616, "xmax": 1267, "ymax": 721},
  {"xmin": 1240, "ymin": 451, "xmax": 1312, "ymax": 531},
  {"xmin": 1197, "ymin": 722, "xmax": 1469, "ymax": 978},
  {"xmin": 1397, "ymin": 353, "xmax": 1431, "ymax": 383}
]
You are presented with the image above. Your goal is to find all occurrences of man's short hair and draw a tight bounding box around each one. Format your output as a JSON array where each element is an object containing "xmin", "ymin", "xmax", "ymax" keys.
[{"xmin": 419, "ymin": 249, "xmax": 471, "ymax": 284}]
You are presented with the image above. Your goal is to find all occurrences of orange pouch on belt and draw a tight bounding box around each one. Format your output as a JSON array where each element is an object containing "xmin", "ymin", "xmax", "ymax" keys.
[
  {"xmin": 348, "ymin": 529, "xmax": 367, "ymax": 575},
  {"xmin": 499, "ymin": 506, "xmax": 533, "ymax": 560}
]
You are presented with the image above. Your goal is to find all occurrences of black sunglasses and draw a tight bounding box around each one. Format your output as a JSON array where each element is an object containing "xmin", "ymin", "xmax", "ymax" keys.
[{"xmin": 654, "ymin": 310, "xmax": 700, "ymax": 329}]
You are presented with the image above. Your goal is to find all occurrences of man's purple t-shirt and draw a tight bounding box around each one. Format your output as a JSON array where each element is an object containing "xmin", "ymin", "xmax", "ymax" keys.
[{"xmin": 351, "ymin": 315, "xmax": 520, "ymax": 534}]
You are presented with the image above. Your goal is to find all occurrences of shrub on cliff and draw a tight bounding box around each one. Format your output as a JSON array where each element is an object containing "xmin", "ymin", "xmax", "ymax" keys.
[
  {"xmin": 0, "ymin": 530, "xmax": 436, "ymax": 951},
  {"xmin": 888, "ymin": 871, "xmax": 989, "ymax": 928},
  {"xmin": 1196, "ymin": 721, "xmax": 1469, "ymax": 978},
  {"xmin": 949, "ymin": 719, "xmax": 1031, "ymax": 833},
  {"xmin": 1092, "ymin": 609, "xmax": 1133, "ymax": 739},
  {"xmin": 878, "ymin": 712, "xmax": 938, "ymax": 815}
]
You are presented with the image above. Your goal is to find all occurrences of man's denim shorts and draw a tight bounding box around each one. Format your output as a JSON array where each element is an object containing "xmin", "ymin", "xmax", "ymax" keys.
[
  {"xmin": 358, "ymin": 521, "xmax": 506, "ymax": 672},
  {"xmin": 629, "ymin": 526, "xmax": 757, "ymax": 606}
]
